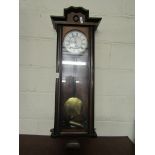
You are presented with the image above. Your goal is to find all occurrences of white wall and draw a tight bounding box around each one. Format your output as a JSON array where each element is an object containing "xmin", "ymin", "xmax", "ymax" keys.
[{"xmin": 19, "ymin": 0, "xmax": 135, "ymax": 141}]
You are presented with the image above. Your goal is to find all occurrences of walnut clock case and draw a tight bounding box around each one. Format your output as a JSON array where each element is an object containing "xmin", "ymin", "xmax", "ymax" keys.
[{"xmin": 50, "ymin": 6, "xmax": 102, "ymax": 137}]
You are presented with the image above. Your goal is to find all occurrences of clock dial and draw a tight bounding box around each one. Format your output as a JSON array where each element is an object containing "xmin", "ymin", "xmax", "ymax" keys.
[{"xmin": 63, "ymin": 30, "xmax": 88, "ymax": 54}]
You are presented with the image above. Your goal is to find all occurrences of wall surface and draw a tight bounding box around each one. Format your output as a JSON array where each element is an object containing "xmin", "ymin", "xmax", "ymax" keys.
[{"xmin": 19, "ymin": 0, "xmax": 135, "ymax": 141}]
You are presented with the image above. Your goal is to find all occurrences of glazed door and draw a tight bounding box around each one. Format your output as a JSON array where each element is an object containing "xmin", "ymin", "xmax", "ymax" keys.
[{"xmin": 60, "ymin": 26, "xmax": 90, "ymax": 132}]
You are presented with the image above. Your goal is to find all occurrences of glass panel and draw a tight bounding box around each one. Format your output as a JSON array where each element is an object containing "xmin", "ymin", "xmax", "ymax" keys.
[{"xmin": 61, "ymin": 30, "xmax": 89, "ymax": 130}]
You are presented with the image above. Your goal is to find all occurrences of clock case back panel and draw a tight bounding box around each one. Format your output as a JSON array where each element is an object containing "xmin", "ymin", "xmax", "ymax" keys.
[{"xmin": 50, "ymin": 6, "xmax": 102, "ymax": 137}]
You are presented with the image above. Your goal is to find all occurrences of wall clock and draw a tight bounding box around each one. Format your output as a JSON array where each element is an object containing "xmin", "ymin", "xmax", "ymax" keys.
[{"xmin": 50, "ymin": 6, "xmax": 101, "ymax": 137}]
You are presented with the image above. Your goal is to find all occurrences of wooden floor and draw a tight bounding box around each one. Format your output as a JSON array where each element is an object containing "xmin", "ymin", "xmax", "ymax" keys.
[{"xmin": 19, "ymin": 135, "xmax": 134, "ymax": 155}]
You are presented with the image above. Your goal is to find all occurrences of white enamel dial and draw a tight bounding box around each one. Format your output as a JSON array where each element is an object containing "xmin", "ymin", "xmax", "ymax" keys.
[{"xmin": 63, "ymin": 30, "xmax": 88, "ymax": 54}]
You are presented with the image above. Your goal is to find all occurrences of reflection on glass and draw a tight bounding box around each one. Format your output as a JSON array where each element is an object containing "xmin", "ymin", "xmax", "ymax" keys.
[{"xmin": 62, "ymin": 60, "xmax": 87, "ymax": 66}]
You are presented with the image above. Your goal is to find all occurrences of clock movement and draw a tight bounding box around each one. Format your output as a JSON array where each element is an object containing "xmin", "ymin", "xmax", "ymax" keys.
[{"xmin": 50, "ymin": 6, "xmax": 102, "ymax": 137}]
